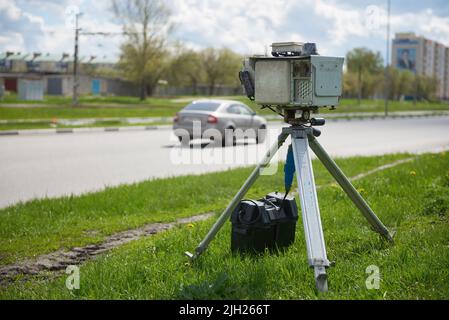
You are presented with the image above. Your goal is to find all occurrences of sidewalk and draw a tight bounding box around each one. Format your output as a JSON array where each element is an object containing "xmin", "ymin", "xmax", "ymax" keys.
[{"xmin": 1, "ymin": 110, "xmax": 448, "ymax": 136}]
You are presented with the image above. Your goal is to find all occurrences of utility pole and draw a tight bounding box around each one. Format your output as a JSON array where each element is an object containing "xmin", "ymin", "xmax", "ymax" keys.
[
  {"xmin": 70, "ymin": 15, "xmax": 133, "ymax": 106},
  {"xmin": 72, "ymin": 12, "xmax": 82, "ymax": 107},
  {"xmin": 384, "ymin": 0, "xmax": 391, "ymax": 117}
]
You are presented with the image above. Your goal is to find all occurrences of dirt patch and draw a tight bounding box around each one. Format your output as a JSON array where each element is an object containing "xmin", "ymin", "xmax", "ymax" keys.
[{"xmin": 0, "ymin": 213, "xmax": 214, "ymax": 285}]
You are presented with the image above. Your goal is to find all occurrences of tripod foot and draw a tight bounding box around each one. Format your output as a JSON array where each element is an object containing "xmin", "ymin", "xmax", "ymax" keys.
[
  {"xmin": 314, "ymin": 266, "xmax": 328, "ymax": 292},
  {"xmin": 184, "ymin": 251, "xmax": 197, "ymax": 261}
]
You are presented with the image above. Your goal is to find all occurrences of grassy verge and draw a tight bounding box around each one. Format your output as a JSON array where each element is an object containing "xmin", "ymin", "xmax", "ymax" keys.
[
  {"xmin": 0, "ymin": 105, "xmax": 181, "ymax": 120},
  {"xmin": 234, "ymin": 97, "xmax": 449, "ymax": 116},
  {"xmin": 0, "ymin": 94, "xmax": 183, "ymax": 106},
  {"xmin": 323, "ymin": 98, "xmax": 449, "ymax": 114},
  {"xmin": 1, "ymin": 96, "xmax": 448, "ymax": 123},
  {"xmin": 0, "ymin": 95, "xmax": 185, "ymax": 120},
  {"xmin": 1, "ymin": 151, "xmax": 448, "ymax": 299},
  {"xmin": 0, "ymin": 153, "xmax": 412, "ymax": 266}
]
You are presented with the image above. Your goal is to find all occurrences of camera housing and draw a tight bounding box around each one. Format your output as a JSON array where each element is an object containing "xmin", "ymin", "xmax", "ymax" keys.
[{"xmin": 240, "ymin": 42, "xmax": 344, "ymax": 110}]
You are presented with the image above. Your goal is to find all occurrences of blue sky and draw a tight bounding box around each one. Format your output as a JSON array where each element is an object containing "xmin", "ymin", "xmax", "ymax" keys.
[{"xmin": 1, "ymin": 0, "xmax": 449, "ymax": 62}]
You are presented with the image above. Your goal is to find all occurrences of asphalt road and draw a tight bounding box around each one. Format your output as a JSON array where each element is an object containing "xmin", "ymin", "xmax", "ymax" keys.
[{"xmin": 1, "ymin": 116, "xmax": 448, "ymax": 208}]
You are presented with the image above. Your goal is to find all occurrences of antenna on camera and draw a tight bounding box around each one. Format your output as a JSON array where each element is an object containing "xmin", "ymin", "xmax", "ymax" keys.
[{"xmin": 271, "ymin": 42, "xmax": 318, "ymax": 57}]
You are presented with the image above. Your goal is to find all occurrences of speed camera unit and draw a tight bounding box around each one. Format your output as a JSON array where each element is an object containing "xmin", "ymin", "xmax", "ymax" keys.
[
  {"xmin": 186, "ymin": 42, "xmax": 393, "ymax": 294},
  {"xmin": 240, "ymin": 42, "xmax": 344, "ymax": 109}
]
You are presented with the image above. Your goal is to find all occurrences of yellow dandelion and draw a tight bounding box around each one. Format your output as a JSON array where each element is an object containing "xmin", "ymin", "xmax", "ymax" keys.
[
  {"xmin": 357, "ymin": 188, "xmax": 366, "ymax": 195},
  {"xmin": 331, "ymin": 183, "xmax": 339, "ymax": 189},
  {"xmin": 409, "ymin": 171, "xmax": 416, "ymax": 176},
  {"xmin": 186, "ymin": 223, "xmax": 195, "ymax": 229}
]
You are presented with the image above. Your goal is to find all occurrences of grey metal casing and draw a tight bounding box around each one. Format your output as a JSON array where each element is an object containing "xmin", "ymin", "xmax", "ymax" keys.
[{"xmin": 251, "ymin": 55, "xmax": 344, "ymax": 107}]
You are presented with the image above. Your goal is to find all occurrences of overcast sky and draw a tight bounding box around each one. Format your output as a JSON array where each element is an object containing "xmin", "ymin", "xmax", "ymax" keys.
[{"xmin": 1, "ymin": 0, "xmax": 449, "ymax": 62}]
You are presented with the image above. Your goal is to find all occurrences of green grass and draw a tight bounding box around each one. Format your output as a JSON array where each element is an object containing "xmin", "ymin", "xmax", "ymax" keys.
[
  {"xmin": 0, "ymin": 105, "xmax": 180, "ymax": 121},
  {"xmin": 0, "ymin": 153, "xmax": 411, "ymax": 266},
  {"xmin": 1, "ymin": 95, "xmax": 448, "ymax": 124},
  {"xmin": 240, "ymin": 97, "xmax": 449, "ymax": 116},
  {"xmin": 1, "ymin": 94, "xmax": 181, "ymax": 106},
  {"xmin": 0, "ymin": 95, "xmax": 185, "ymax": 120},
  {"xmin": 1, "ymin": 152, "xmax": 449, "ymax": 299},
  {"xmin": 0, "ymin": 105, "xmax": 178, "ymax": 120}
]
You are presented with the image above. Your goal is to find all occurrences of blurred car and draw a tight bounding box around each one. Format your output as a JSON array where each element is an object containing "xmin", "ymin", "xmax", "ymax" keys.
[{"xmin": 173, "ymin": 99, "xmax": 267, "ymax": 146}]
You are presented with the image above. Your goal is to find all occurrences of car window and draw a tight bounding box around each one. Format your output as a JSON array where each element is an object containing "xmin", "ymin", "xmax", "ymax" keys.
[
  {"xmin": 238, "ymin": 105, "xmax": 253, "ymax": 115},
  {"xmin": 184, "ymin": 102, "xmax": 221, "ymax": 111},
  {"xmin": 227, "ymin": 105, "xmax": 241, "ymax": 114}
]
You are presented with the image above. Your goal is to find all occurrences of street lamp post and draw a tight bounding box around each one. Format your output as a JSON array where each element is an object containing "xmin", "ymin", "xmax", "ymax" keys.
[
  {"xmin": 384, "ymin": 0, "xmax": 391, "ymax": 117},
  {"xmin": 72, "ymin": 12, "xmax": 83, "ymax": 107}
]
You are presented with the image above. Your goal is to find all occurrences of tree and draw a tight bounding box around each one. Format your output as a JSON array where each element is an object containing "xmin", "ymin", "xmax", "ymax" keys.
[
  {"xmin": 343, "ymin": 72, "xmax": 358, "ymax": 98},
  {"xmin": 382, "ymin": 67, "xmax": 438, "ymax": 102},
  {"xmin": 416, "ymin": 74, "xmax": 439, "ymax": 101},
  {"xmin": 112, "ymin": 0, "xmax": 172, "ymax": 100},
  {"xmin": 346, "ymin": 48, "xmax": 384, "ymax": 103},
  {"xmin": 392, "ymin": 69, "xmax": 414, "ymax": 100},
  {"xmin": 201, "ymin": 48, "xmax": 242, "ymax": 95},
  {"xmin": 215, "ymin": 48, "xmax": 242, "ymax": 87},
  {"xmin": 166, "ymin": 45, "xmax": 204, "ymax": 95}
]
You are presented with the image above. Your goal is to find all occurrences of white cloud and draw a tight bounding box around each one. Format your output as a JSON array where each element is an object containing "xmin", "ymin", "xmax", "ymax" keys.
[
  {"xmin": 0, "ymin": 0, "xmax": 122, "ymax": 59},
  {"xmin": 0, "ymin": 0, "xmax": 46, "ymax": 52},
  {"xmin": 0, "ymin": 33, "xmax": 25, "ymax": 52},
  {"xmin": 391, "ymin": 10, "xmax": 449, "ymax": 45},
  {"xmin": 312, "ymin": 0, "xmax": 367, "ymax": 43},
  {"xmin": 170, "ymin": 0, "xmax": 305, "ymax": 54},
  {"xmin": 1, "ymin": 0, "xmax": 449, "ymax": 60},
  {"xmin": 271, "ymin": 0, "xmax": 449, "ymax": 61},
  {"xmin": 0, "ymin": 1, "xmax": 21, "ymax": 20}
]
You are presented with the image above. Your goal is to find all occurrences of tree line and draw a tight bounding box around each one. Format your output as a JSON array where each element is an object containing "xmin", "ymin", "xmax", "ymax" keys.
[
  {"xmin": 111, "ymin": 0, "xmax": 440, "ymax": 102},
  {"xmin": 111, "ymin": 0, "xmax": 241, "ymax": 100},
  {"xmin": 345, "ymin": 47, "xmax": 439, "ymax": 103}
]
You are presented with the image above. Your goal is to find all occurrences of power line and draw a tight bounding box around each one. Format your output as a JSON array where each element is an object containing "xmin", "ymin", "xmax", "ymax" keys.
[
  {"xmin": 72, "ymin": 15, "xmax": 144, "ymax": 106},
  {"xmin": 79, "ymin": 32, "xmax": 143, "ymax": 36}
]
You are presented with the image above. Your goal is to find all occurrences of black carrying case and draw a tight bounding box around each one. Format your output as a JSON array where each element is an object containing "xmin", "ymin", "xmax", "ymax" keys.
[{"xmin": 230, "ymin": 192, "xmax": 299, "ymax": 253}]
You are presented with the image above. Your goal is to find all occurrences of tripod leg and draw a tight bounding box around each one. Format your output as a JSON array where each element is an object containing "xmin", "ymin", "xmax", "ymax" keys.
[
  {"xmin": 291, "ymin": 129, "xmax": 330, "ymax": 292},
  {"xmin": 307, "ymin": 134, "xmax": 393, "ymax": 242},
  {"xmin": 185, "ymin": 130, "xmax": 290, "ymax": 260}
]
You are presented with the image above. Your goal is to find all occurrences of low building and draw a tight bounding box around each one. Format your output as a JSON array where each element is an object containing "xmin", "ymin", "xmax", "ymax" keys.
[
  {"xmin": 0, "ymin": 52, "xmax": 29, "ymax": 73},
  {"xmin": 26, "ymin": 53, "xmax": 71, "ymax": 74},
  {"xmin": 0, "ymin": 51, "xmax": 130, "ymax": 97},
  {"xmin": 18, "ymin": 78, "xmax": 44, "ymax": 101}
]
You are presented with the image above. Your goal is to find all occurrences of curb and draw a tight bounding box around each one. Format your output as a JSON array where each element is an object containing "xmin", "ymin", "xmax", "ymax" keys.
[{"xmin": 0, "ymin": 125, "xmax": 172, "ymax": 136}]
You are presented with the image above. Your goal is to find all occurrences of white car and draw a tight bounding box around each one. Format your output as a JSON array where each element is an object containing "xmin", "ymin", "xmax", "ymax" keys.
[{"xmin": 173, "ymin": 99, "xmax": 267, "ymax": 146}]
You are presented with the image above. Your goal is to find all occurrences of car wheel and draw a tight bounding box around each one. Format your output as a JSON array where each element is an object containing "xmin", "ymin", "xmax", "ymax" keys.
[
  {"xmin": 178, "ymin": 135, "xmax": 190, "ymax": 147},
  {"xmin": 256, "ymin": 125, "xmax": 267, "ymax": 144},
  {"xmin": 222, "ymin": 127, "xmax": 236, "ymax": 147}
]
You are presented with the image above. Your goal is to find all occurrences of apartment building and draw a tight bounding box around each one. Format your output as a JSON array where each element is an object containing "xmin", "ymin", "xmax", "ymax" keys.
[{"xmin": 392, "ymin": 32, "xmax": 449, "ymax": 100}]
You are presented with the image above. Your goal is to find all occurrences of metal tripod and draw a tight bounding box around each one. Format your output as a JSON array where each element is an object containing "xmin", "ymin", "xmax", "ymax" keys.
[{"xmin": 185, "ymin": 124, "xmax": 394, "ymax": 292}]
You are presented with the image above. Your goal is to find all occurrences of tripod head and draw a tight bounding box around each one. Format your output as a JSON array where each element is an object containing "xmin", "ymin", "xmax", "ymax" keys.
[{"xmin": 282, "ymin": 107, "xmax": 326, "ymax": 137}]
